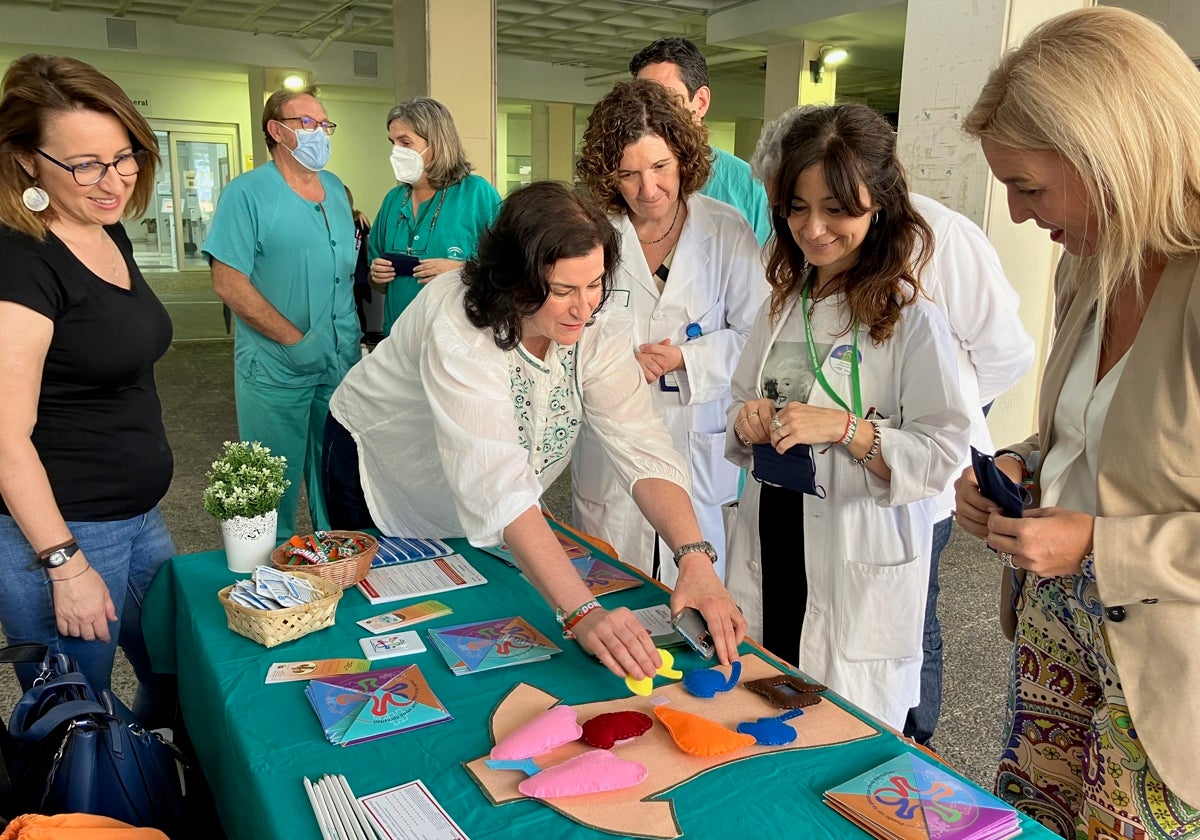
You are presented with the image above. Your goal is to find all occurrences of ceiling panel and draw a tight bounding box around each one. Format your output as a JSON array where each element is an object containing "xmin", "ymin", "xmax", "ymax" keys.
[{"xmin": 7, "ymin": 0, "xmax": 904, "ymax": 109}]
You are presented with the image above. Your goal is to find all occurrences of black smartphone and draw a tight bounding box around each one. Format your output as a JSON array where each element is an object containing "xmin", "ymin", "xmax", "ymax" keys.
[
  {"xmin": 671, "ymin": 607, "xmax": 715, "ymax": 660},
  {"xmin": 384, "ymin": 252, "xmax": 420, "ymax": 277},
  {"xmin": 970, "ymin": 446, "xmax": 1030, "ymax": 519}
]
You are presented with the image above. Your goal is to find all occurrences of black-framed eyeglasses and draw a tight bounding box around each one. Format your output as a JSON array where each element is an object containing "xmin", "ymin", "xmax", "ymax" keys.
[
  {"xmin": 278, "ymin": 116, "xmax": 337, "ymax": 136},
  {"xmin": 36, "ymin": 148, "xmax": 149, "ymax": 187}
]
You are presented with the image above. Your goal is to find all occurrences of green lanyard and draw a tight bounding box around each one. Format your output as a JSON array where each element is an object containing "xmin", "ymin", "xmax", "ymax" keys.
[
  {"xmin": 801, "ymin": 281, "xmax": 863, "ymax": 417},
  {"xmin": 396, "ymin": 186, "xmax": 447, "ymax": 255}
]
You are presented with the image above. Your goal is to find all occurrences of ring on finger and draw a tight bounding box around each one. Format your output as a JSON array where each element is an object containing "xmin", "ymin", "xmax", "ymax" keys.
[
  {"xmin": 1000, "ymin": 551, "xmax": 1017, "ymax": 569},
  {"xmin": 771, "ymin": 416, "xmax": 783, "ymax": 432}
]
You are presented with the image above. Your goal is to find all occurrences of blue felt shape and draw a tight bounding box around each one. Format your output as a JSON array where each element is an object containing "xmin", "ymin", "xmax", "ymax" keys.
[
  {"xmin": 736, "ymin": 709, "xmax": 805, "ymax": 746},
  {"xmin": 682, "ymin": 660, "xmax": 742, "ymax": 699},
  {"xmin": 485, "ymin": 757, "xmax": 541, "ymax": 776}
]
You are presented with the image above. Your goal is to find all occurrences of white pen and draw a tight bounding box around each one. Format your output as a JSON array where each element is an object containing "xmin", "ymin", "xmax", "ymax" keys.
[
  {"xmin": 302, "ymin": 776, "xmax": 336, "ymax": 840},
  {"xmin": 314, "ymin": 777, "xmax": 351, "ymax": 840},
  {"xmin": 322, "ymin": 775, "xmax": 367, "ymax": 840},
  {"xmin": 337, "ymin": 774, "xmax": 381, "ymax": 840}
]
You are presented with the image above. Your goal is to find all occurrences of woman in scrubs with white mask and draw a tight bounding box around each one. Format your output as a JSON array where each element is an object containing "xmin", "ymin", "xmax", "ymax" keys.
[{"xmin": 367, "ymin": 97, "xmax": 501, "ymax": 333}]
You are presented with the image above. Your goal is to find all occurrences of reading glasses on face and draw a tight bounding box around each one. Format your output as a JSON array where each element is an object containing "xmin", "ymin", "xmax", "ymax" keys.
[
  {"xmin": 278, "ymin": 115, "xmax": 338, "ymax": 135},
  {"xmin": 36, "ymin": 148, "xmax": 148, "ymax": 186}
]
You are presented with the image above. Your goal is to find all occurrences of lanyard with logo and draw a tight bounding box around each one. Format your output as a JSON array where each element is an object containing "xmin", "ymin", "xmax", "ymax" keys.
[
  {"xmin": 801, "ymin": 280, "xmax": 862, "ymax": 417},
  {"xmin": 396, "ymin": 186, "xmax": 447, "ymax": 255}
]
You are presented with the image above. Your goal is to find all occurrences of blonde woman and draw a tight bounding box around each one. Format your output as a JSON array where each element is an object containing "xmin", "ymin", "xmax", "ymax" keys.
[{"xmin": 955, "ymin": 7, "xmax": 1200, "ymax": 833}]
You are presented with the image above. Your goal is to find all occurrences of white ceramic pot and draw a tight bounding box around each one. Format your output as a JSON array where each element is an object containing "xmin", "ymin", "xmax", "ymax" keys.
[{"xmin": 220, "ymin": 510, "xmax": 278, "ymax": 573}]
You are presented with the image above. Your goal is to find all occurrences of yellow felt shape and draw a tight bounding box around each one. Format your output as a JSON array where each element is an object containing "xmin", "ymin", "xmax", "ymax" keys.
[
  {"xmin": 623, "ymin": 649, "xmax": 683, "ymax": 696},
  {"xmin": 653, "ymin": 705, "xmax": 756, "ymax": 757}
]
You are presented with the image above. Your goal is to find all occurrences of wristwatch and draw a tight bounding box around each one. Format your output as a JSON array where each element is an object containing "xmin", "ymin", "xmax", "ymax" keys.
[
  {"xmin": 672, "ymin": 540, "xmax": 718, "ymax": 567},
  {"xmin": 35, "ymin": 541, "xmax": 80, "ymax": 570}
]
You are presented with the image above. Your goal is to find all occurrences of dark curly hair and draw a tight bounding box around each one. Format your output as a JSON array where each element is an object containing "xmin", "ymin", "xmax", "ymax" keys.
[
  {"xmin": 463, "ymin": 181, "xmax": 620, "ymax": 351},
  {"xmin": 576, "ymin": 79, "xmax": 711, "ymax": 215},
  {"xmin": 766, "ymin": 104, "xmax": 932, "ymax": 342}
]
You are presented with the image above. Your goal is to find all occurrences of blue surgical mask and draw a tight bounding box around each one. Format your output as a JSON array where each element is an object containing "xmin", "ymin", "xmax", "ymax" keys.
[{"xmin": 282, "ymin": 124, "xmax": 331, "ymax": 171}]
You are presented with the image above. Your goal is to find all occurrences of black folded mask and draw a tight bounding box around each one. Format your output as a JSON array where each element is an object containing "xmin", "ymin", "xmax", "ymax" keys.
[
  {"xmin": 752, "ymin": 443, "xmax": 824, "ymax": 498},
  {"xmin": 970, "ymin": 446, "xmax": 1030, "ymax": 519}
]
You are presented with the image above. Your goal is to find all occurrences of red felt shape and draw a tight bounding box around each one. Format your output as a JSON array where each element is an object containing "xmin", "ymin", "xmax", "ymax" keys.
[{"xmin": 581, "ymin": 711, "xmax": 653, "ymax": 749}]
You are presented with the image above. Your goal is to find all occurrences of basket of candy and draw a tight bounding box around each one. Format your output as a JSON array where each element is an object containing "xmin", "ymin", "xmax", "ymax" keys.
[
  {"xmin": 217, "ymin": 567, "xmax": 341, "ymax": 648},
  {"xmin": 270, "ymin": 530, "xmax": 378, "ymax": 589}
]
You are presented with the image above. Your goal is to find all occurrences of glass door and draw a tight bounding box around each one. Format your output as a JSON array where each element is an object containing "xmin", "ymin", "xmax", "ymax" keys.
[{"xmin": 169, "ymin": 132, "xmax": 234, "ymax": 271}]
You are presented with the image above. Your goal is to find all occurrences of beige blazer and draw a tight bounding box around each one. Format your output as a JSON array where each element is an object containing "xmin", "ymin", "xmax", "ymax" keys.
[{"xmin": 1001, "ymin": 254, "xmax": 1200, "ymax": 807}]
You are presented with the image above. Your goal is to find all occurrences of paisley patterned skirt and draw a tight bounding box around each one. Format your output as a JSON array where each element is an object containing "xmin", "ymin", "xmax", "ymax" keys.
[{"xmin": 996, "ymin": 572, "xmax": 1200, "ymax": 839}]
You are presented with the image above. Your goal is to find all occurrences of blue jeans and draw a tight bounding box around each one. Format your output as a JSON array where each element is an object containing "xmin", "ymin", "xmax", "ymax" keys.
[
  {"xmin": 0, "ymin": 507, "xmax": 177, "ymax": 728},
  {"xmin": 903, "ymin": 515, "xmax": 952, "ymax": 746}
]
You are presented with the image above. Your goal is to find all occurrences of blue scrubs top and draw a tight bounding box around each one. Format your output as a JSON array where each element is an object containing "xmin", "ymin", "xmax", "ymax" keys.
[
  {"xmin": 701, "ymin": 147, "xmax": 772, "ymax": 247},
  {"xmin": 202, "ymin": 162, "xmax": 360, "ymax": 388}
]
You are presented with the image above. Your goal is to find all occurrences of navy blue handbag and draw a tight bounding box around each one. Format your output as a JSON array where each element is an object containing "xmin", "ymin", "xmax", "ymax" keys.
[{"xmin": 5, "ymin": 650, "xmax": 185, "ymax": 832}]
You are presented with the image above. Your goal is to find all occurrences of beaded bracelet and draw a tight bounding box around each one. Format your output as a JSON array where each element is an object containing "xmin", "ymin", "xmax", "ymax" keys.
[
  {"xmin": 850, "ymin": 421, "xmax": 882, "ymax": 466},
  {"xmin": 556, "ymin": 599, "xmax": 602, "ymax": 639},
  {"xmin": 49, "ymin": 562, "xmax": 92, "ymax": 583},
  {"xmin": 837, "ymin": 412, "xmax": 858, "ymax": 447}
]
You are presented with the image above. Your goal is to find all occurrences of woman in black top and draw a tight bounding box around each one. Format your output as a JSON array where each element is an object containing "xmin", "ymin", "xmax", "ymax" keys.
[{"xmin": 0, "ymin": 55, "xmax": 176, "ymax": 724}]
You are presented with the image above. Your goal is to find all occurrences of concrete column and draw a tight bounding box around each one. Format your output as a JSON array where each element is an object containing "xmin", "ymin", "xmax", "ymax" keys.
[
  {"xmin": 392, "ymin": 0, "xmax": 497, "ymax": 185},
  {"xmin": 248, "ymin": 70, "xmax": 268, "ymax": 169},
  {"xmin": 547, "ymin": 102, "xmax": 575, "ymax": 184},
  {"xmin": 896, "ymin": 0, "xmax": 1094, "ymax": 445},
  {"xmin": 530, "ymin": 102, "xmax": 549, "ymax": 181},
  {"xmin": 764, "ymin": 40, "xmax": 837, "ymax": 123},
  {"xmin": 734, "ymin": 117, "xmax": 763, "ymax": 162}
]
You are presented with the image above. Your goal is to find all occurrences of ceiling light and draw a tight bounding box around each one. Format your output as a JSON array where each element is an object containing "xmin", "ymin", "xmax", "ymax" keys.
[
  {"xmin": 283, "ymin": 73, "xmax": 307, "ymax": 90},
  {"xmin": 810, "ymin": 45, "xmax": 848, "ymax": 84}
]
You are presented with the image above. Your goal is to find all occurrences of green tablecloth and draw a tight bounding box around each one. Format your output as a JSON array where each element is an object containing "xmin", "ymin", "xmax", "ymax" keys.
[{"xmin": 142, "ymin": 535, "xmax": 1056, "ymax": 840}]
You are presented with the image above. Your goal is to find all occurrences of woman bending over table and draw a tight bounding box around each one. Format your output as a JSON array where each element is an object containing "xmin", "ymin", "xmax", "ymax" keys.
[
  {"xmin": 955, "ymin": 7, "xmax": 1200, "ymax": 834},
  {"xmin": 324, "ymin": 181, "xmax": 745, "ymax": 680}
]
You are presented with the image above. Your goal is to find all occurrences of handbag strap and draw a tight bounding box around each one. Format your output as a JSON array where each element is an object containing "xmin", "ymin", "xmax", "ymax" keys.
[
  {"xmin": 0, "ymin": 644, "xmax": 48, "ymax": 666},
  {"xmin": 10, "ymin": 698, "xmax": 110, "ymax": 743}
]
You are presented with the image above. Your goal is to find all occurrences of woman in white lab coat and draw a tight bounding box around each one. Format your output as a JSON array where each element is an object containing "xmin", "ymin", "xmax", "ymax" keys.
[
  {"xmin": 724, "ymin": 104, "xmax": 970, "ymax": 728},
  {"xmin": 573, "ymin": 79, "xmax": 768, "ymax": 586}
]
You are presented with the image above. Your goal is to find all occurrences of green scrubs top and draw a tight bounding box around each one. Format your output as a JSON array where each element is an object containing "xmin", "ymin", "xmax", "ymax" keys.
[
  {"xmin": 203, "ymin": 162, "xmax": 360, "ymax": 387},
  {"xmin": 701, "ymin": 147, "xmax": 772, "ymax": 247},
  {"xmin": 370, "ymin": 173, "xmax": 502, "ymax": 333}
]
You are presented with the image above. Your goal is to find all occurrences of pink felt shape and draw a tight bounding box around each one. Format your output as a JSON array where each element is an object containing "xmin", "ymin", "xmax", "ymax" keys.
[
  {"xmin": 517, "ymin": 749, "xmax": 648, "ymax": 799},
  {"xmin": 581, "ymin": 710, "xmax": 653, "ymax": 749},
  {"xmin": 490, "ymin": 705, "xmax": 582, "ymax": 760}
]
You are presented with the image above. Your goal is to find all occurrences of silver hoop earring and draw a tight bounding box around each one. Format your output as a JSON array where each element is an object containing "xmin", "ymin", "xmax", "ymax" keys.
[
  {"xmin": 22, "ymin": 186, "xmax": 49, "ymax": 213},
  {"xmin": 872, "ymin": 211, "xmax": 880, "ymax": 225}
]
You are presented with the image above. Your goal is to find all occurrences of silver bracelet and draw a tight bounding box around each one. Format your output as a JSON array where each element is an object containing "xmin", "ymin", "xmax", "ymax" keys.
[
  {"xmin": 850, "ymin": 421, "xmax": 881, "ymax": 466},
  {"xmin": 733, "ymin": 424, "xmax": 750, "ymax": 447}
]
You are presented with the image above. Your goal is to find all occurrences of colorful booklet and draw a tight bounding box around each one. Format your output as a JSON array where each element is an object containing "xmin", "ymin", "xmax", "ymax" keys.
[
  {"xmin": 824, "ymin": 752, "xmax": 1021, "ymax": 840},
  {"xmin": 569, "ymin": 554, "xmax": 642, "ymax": 597},
  {"xmin": 631, "ymin": 604, "xmax": 688, "ymax": 649},
  {"xmin": 427, "ymin": 616, "xmax": 561, "ymax": 676},
  {"xmin": 303, "ymin": 663, "xmax": 451, "ymax": 747},
  {"xmin": 479, "ymin": 529, "xmax": 593, "ymax": 568},
  {"xmin": 371, "ymin": 536, "xmax": 456, "ymax": 568},
  {"xmin": 265, "ymin": 658, "xmax": 369, "ymax": 684},
  {"xmin": 356, "ymin": 599, "xmax": 453, "ymax": 634},
  {"xmin": 357, "ymin": 554, "xmax": 487, "ymax": 605}
]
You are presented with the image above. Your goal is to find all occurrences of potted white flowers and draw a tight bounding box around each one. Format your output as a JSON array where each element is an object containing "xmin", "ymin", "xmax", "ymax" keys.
[{"xmin": 203, "ymin": 440, "xmax": 290, "ymax": 573}]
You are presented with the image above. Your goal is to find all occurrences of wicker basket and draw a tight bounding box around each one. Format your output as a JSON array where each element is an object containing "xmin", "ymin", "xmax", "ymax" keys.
[
  {"xmin": 217, "ymin": 570, "xmax": 342, "ymax": 648},
  {"xmin": 270, "ymin": 531, "xmax": 378, "ymax": 589}
]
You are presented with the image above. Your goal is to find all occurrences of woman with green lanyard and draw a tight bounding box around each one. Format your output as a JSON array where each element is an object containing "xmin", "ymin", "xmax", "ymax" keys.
[
  {"xmin": 368, "ymin": 97, "xmax": 501, "ymax": 334},
  {"xmin": 722, "ymin": 104, "xmax": 970, "ymax": 730}
]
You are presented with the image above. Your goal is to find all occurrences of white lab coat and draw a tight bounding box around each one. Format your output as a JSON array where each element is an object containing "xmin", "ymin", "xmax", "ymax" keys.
[
  {"xmin": 572, "ymin": 194, "xmax": 768, "ymax": 584},
  {"xmin": 723, "ymin": 292, "xmax": 971, "ymax": 728},
  {"xmin": 910, "ymin": 194, "xmax": 1036, "ymax": 519}
]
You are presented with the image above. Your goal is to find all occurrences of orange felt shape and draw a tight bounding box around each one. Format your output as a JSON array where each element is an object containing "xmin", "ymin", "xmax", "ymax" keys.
[{"xmin": 652, "ymin": 705, "xmax": 755, "ymax": 757}]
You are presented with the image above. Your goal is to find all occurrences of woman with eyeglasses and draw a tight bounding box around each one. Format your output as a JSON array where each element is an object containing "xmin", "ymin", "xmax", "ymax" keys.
[
  {"xmin": 0, "ymin": 54, "xmax": 176, "ymax": 726},
  {"xmin": 368, "ymin": 97, "xmax": 502, "ymax": 334}
]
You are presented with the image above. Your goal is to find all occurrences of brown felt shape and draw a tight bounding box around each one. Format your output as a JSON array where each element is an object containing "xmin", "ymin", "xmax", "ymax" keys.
[
  {"xmin": 653, "ymin": 705, "xmax": 755, "ymax": 757},
  {"xmin": 743, "ymin": 675, "xmax": 826, "ymax": 709}
]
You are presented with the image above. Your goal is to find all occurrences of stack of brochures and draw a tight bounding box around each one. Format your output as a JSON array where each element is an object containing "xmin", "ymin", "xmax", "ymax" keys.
[
  {"xmin": 371, "ymin": 536, "xmax": 455, "ymax": 568},
  {"xmin": 427, "ymin": 616, "xmax": 561, "ymax": 676},
  {"xmin": 824, "ymin": 752, "xmax": 1021, "ymax": 840},
  {"xmin": 304, "ymin": 663, "xmax": 451, "ymax": 746}
]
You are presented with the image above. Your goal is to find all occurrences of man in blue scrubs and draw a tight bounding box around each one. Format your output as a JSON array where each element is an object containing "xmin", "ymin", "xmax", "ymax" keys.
[
  {"xmin": 203, "ymin": 88, "xmax": 359, "ymax": 539},
  {"xmin": 631, "ymin": 38, "xmax": 772, "ymax": 246}
]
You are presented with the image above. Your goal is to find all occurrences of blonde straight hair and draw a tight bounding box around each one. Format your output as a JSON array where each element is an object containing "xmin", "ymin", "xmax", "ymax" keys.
[
  {"xmin": 385, "ymin": 98, "xmax": 473, "ymax": 190},
  {"xmin": 964, "ymin": 7, "xmax": 1200, "ymax": 310}
]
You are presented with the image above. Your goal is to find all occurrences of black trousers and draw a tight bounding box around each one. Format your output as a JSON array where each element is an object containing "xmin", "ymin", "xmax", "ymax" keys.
[
  {"xmin": 320, "ymin": 412, "xmax": 377, "ymax": 532},
  {"xmin": 758, "ymin": 483, "xmax": 807, "ymax": 665}
]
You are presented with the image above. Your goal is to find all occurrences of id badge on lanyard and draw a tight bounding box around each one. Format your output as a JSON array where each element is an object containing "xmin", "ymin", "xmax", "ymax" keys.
[{"xmin": 802, "ymin": 282, "xmax": 863, "ymax": 416}]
